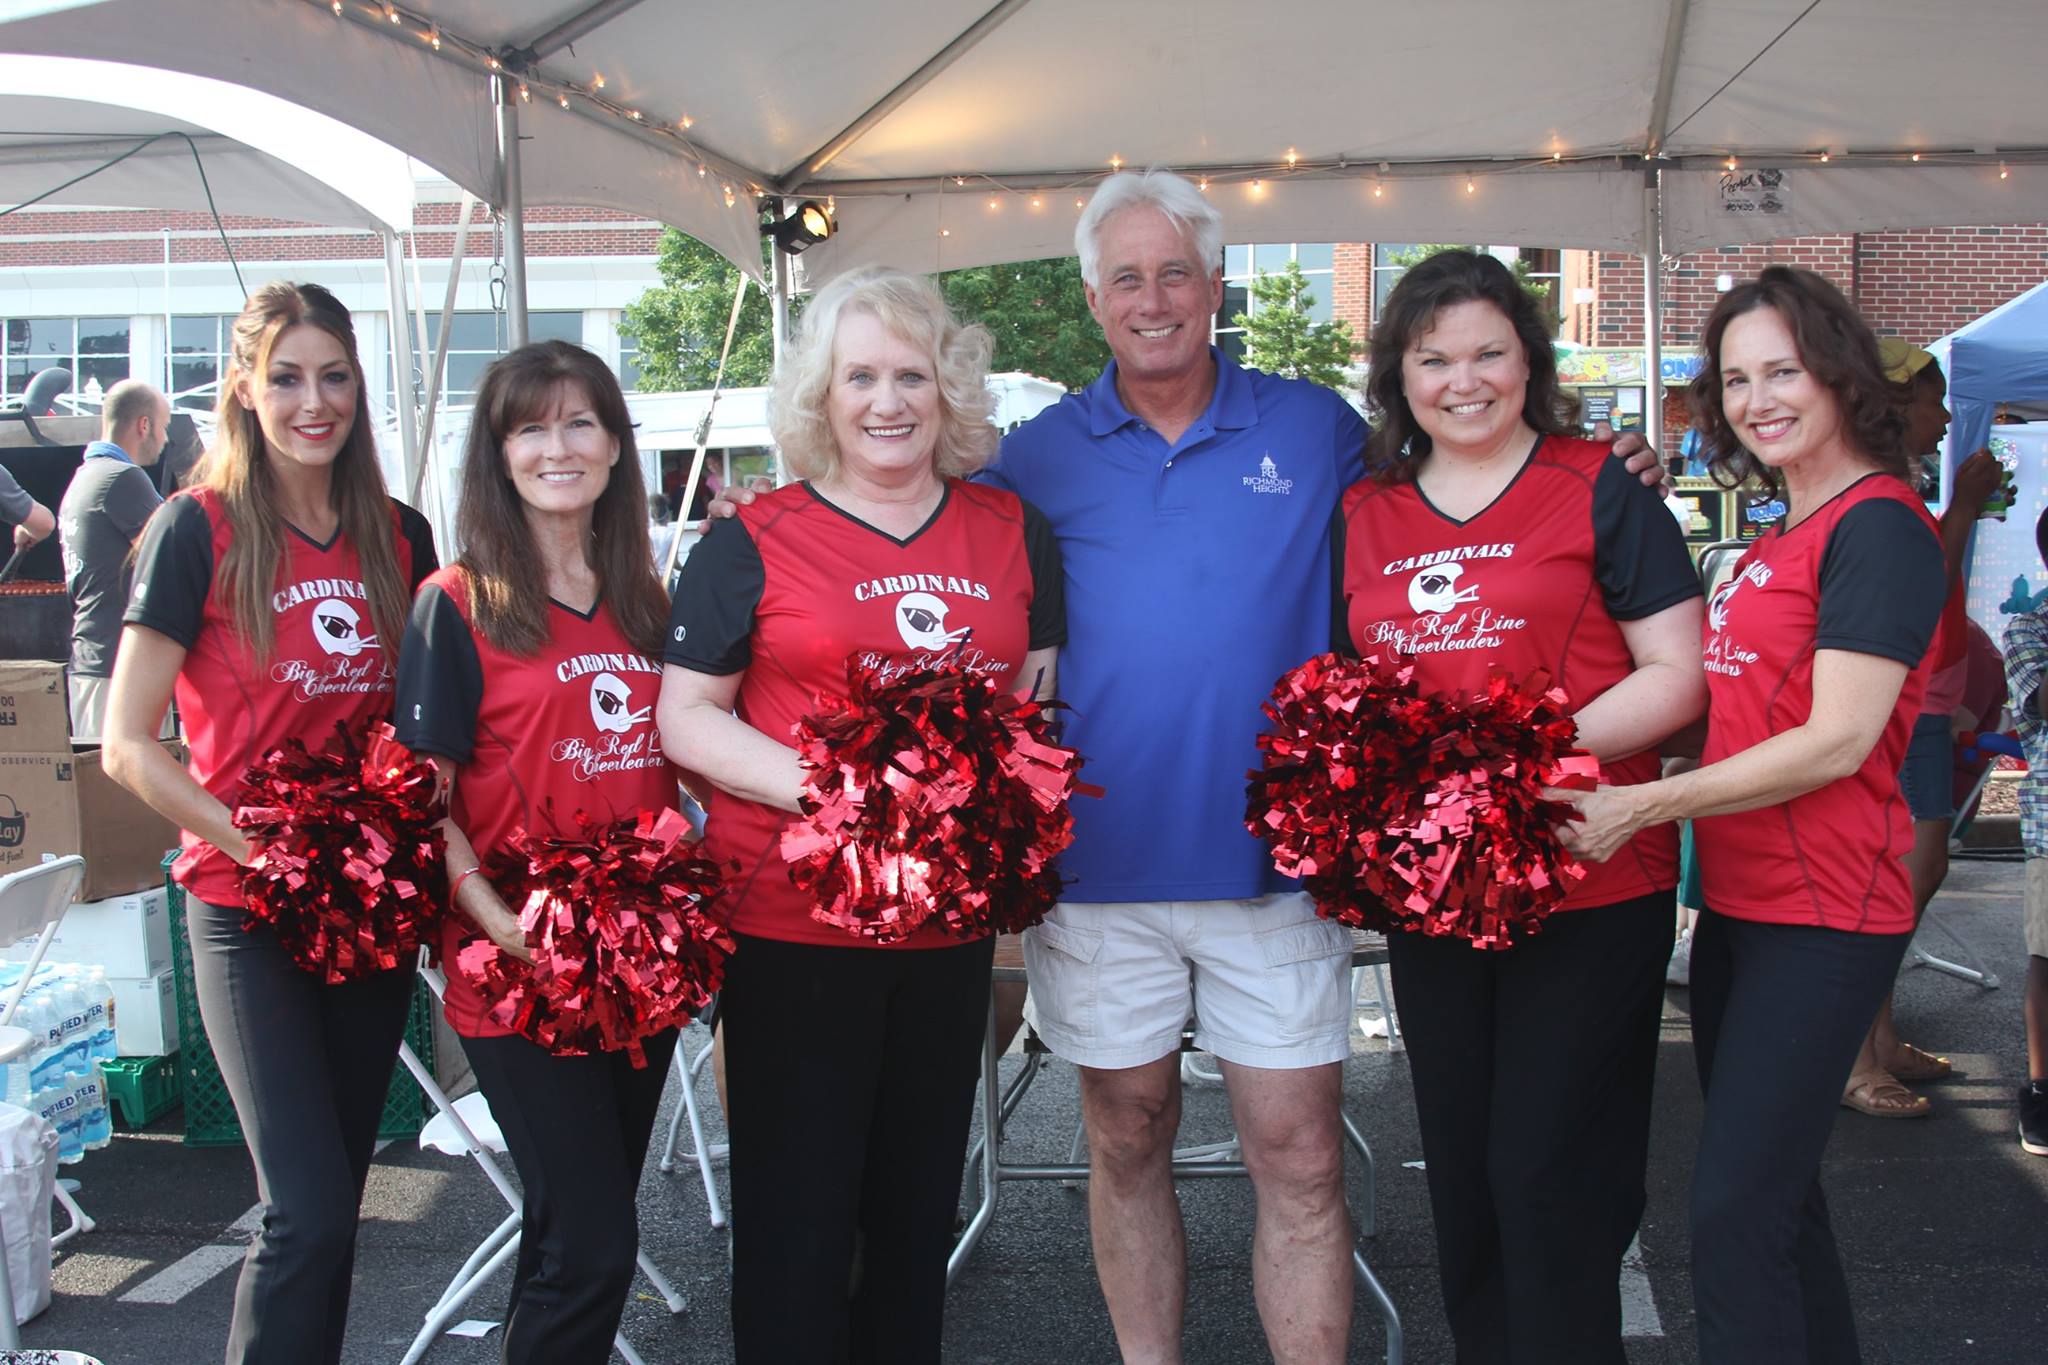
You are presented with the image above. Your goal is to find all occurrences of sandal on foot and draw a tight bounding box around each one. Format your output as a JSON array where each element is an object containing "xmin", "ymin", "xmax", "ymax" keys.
[
  {"xmin": 1842, "ymin": 1074, "xmax": 1932, "ymax": 1118},
  {"xmin": 1886, "ymin": 1042, "xmax": 1953, "ymax": 1083}
]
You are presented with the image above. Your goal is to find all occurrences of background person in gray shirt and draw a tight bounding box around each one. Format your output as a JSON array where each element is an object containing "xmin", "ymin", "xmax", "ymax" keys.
[
  {"xmin": 61, "ymin": 379, "xmax": 168, "ymax": 740},
  {"xmin": 0, "ymin": 462, "xmax": 56, "ymax": 554}
]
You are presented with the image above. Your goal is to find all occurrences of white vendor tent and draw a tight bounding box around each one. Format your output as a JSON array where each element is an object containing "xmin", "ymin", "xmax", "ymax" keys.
[{"xmin": 7, "ymin": 0, "xmax": 2048, "ymax": 452}]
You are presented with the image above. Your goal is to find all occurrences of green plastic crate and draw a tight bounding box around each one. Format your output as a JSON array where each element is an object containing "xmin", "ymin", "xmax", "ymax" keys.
[
  {"xmin": 103, "ymin": 1053, "xmax": 182, "ymax": 1129},
  {"xmin": 163, "ymin": 854, "xmax": 435, "ymax": 1148}
]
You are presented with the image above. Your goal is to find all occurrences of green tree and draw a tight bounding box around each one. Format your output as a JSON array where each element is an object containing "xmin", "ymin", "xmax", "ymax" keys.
[
  {"xmin": 619, "ymin": 229, "xmax": 778, "ymax": 390},
  {"xmin": 938, "ymin": 257, "xmax": 1109, "ymax": 390},
  {"xmin": 1385, "ymin": 244, "xmax": 1557, "ymax": 324},
  {"xmin": 1233, "ymin": 260, "xmax": 1357, "ymax": 389},
  {"xmin": 622, "ymin": 233, "xmax": 1110, "ymax": 393}
]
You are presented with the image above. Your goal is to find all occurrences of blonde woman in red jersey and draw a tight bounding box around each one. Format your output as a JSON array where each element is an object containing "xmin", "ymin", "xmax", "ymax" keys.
[
  {"xmin": 103, "ymin": 282, "xmax": 436, "ymax": 1365},
  {"xmin": 1557, "ymin": 266, "xmax": 1946, "ymax": 1363}
]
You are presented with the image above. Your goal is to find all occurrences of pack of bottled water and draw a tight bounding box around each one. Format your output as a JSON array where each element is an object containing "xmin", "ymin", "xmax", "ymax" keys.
[{"xmin": 0, "ymin": 962, "xmax": 116, "ymax": 1163}]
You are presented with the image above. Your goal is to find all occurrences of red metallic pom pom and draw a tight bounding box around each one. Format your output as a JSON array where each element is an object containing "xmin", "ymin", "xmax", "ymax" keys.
[
  {"xmin": 235, "ymin": 721, "xmax": 447, "ymax": 982},
  {"xmin": 780, "ymin": 657, "xmax": 1097, "ymax": 944},
  {"xmin": 1246, "ymin": 654, "xmax": 1598, "ymax": 950},
  {"xmin": 456, "ymin": 808, "xmax": 732, "ymax": 1066}
]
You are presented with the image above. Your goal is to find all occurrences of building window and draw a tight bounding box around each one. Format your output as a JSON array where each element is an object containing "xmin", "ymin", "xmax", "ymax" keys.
[
  {"xmin": 3, "ymin": 317, "xmax": 132, "ymax": 406},
  {"xmin": 618, "ymin": 333, "xmax": 643, "ymax": 392},
  {"xmin": 421, "ymin": 310, "xmax": 583, "ymax": 406},
  {"xmin": 169, "ymin": 315, "xmax": 235, "ymax": 412},
  {"xmin": 1215, "ymin": 243, "xmax": 1338, "ymax": 361}
]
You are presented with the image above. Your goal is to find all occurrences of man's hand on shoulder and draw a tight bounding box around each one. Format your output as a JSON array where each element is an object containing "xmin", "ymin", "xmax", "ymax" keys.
[
  {"xmin": 695, "ymin": 484, "xmax": 756, "ymax": 535},
  {"xmin": 1596, "ymin": 421, "xmax": 1673, "ymax": 496}
]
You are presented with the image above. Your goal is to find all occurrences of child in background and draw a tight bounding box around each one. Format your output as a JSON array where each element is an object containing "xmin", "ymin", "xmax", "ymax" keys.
[{"xmin": 1998, "ymin": 504, "xmax": 2048, "ymax": 1156}]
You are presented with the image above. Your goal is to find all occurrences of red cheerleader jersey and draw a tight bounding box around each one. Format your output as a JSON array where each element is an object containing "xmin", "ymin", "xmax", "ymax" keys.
[
  {"xmin": 1336, "ymin": 435, "xmax": 1702, "ymax": 912},
  {"xmin": 1694, "ymin": 474, "xmax": 1945, "ymax": 934},
  {"xmin": 666, "ymin": 480, "xmax": 1065, "ymax": 948},
  {"xmin": 124, "ymin": 488, "xmax": 436, "ymax": 908},
  {"xmin": 395, "ymin": 569, "xmax": 681, "ymax": 1036}
]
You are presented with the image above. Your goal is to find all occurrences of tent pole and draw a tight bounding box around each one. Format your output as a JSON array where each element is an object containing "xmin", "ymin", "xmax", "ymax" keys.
[
  {"xmin": 769, "ymin": 205, "xmax": 791, "ymax": 483},
  {"xmin": 383, "ymin": 229, "xmax": 422, "ymax": 506},
  {"xmin": 493, "ymin": 75, "xmax": 530, "ymax": 349},
  {"xmin": 1641, "ymin": 164, "xmax": 1664, "ymax": 456}
]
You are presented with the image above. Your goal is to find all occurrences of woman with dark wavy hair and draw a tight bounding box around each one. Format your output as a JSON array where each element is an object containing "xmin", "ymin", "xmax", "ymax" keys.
[
  {"xmin": 1556, "ymin": 265, "xmax": 1947, "ymax": 1362},
  {"xmin": 395, "ymin": 341, "xmax": 676, "ymax": 1364},
  {"xmin": 1338, "ymin": 248, "xmax": 1706, "ymax": 1363},
  {"xmin": 104, "ymin": 281, "xmax": 437, "ymax": 1365}
]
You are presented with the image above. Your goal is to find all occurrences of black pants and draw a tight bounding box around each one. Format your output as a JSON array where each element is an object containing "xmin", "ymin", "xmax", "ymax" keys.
[
  {"xmin": 188, "ymin": 897, "xmax": 415, "ymax": 1365},
  {"xmin": 1388, "ymin": 892, "xmax": 1671, "ymax": 1365},
  {"xmin": 721, "ymin": 932, "xmax": 995, "ymax": 1365},
  {"xmin": 461, "ymin": 1027, "xmax": 679, "ymax": 1365},
  {"xmin": 1688, "ymin": 910, "xmax": 1911, "ymax": 1365}
]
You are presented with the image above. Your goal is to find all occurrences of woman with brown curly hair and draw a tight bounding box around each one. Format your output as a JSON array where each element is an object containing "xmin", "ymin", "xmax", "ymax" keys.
[
  {"xmin": 1556, "ymin": 265, "xmax": 1947, "ymax": 1363},
  {"xmin": 103, "ymin": 281, "xmax": 436, "ymax": 1365},
  {"xmin": 1338, "ymin": 248, "xmax": 1705, "ymax": 1364}
]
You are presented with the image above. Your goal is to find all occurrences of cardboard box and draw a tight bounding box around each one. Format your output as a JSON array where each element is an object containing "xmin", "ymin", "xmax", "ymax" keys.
[
  {"xmin": 0, "ymin": 743, "xmax": 184, "ymax": 901},
  {"xmin": 110, "ymin": 970, "xmax": 178, "ymax": 1057},
  {"xmin": 1, "ymin": 885, "xmax": 170, "ymax": 978},
  {"xmin": 0, "ymin": 661, "xmax": 69, "ymax": 753}
]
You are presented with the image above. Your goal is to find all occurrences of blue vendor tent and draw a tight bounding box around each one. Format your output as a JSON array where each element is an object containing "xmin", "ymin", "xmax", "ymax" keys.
[{"xmin": 1933, "ymin": 278, "xmax": 2048, "ymax": 489}]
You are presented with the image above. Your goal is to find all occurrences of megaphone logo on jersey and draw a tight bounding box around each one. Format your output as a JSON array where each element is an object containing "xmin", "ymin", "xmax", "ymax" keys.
[
  {"xmin": 589, "ymin": 671, "xmax": 652, "ymax": 735},
  {"xmin": 311, "ymin": 599, "xmax": 377, "ymax": 658},
  {"xmin": 895, "ymin": 591, "xmax": 972, "ymax": 651}
]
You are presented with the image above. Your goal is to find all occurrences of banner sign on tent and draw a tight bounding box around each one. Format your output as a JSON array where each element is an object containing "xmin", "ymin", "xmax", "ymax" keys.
[{"xmin": 1717, "ymin": 169, "xmax": 1792, "ymax": 219}]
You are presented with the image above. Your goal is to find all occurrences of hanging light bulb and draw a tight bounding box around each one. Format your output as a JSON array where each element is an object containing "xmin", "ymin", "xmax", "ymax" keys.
[
  {"xmin": 940, "ymin": 228, "xmax": 951, "ymax": 237},
  {"xmin": 1285, "ymin": 148, "xmax": 1299, "ymax": 167},
  {"xmin": 1110, "ymin": 154, "xmax": 1123, "ymax": 170},
  {"xmin": 426, "ymin": 25, "xmax": 440, "ymax": 49},
  {"xmin": 987, "ymin": 196, "xmax": 999, "ymax": 210},
  {"xmin": 2000, "ymin": 161, "xmax": 2011, "ymax": 179},
  {"xmin": 1197, "ymin": 177, "xmax": 1209, "ymax": 192},
  {"xmin": 1251, "ymin": 178, "xmax": 1264, "ymax": 194},
  {"xmin": 1910, "ymin": 151, "xmax": 1921, "ymax": 162},
  {"xmin": 1819, "ymin": 150, "xmax": 1830, "ymax": 162},
  {"xmin": 383, "ymin": 3, "xmax": 399, "ymax": 23},
  {"xmin": 1030, "ymin": 195, "xmax": 1041, "ymax": 208},
  {"xmin": 680, "ymin": 115, "xmax": 694, "ymax": 130},
  {"xmin": 627, "ymin": 109, "xmax": 642, "ymax": 120},
  {"xmin": 558, "ymin": 92, "xmax": 570, "ymax": 108},
  {"xmin": 722, "ymin": 183, "xmax": 736, "ymax": 208},
  {"xmin": 487, "ymin": 56, "xmax": 500, "ymax": 71},
  {"xmin": 592, "ymin": 73, "xmax": 606, "ymax": 90},
  {"xmin": 1725, "ymin": 155, "xmax": 1738, "ymax": 170},
  {"xmin": 331, "ymin": 1, "xmax": 343, "ymax": 15},
  {"xmin": 1465, "ymin": 176, "xmax": 1476, "ymax": 194},
  {"xmin": 518, "ymin": 83, "xmax": 531, "ymax": 103},
  {"xmin": 1372, "ymin": 181, "xmax": 1384, "ymax": 198}
]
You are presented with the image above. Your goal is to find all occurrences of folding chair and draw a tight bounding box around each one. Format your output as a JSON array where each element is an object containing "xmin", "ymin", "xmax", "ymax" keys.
[
  {"xmin": 395, "ymin": 965, "xmax": 688, "ymax": 1365},
  {"xmin": 0, "ymin": 854, "xmax": 85, "ymax": 1348},
  {"xmin": 654, "ymin": 1020, "xmax": 727, "ymax": 1228}
]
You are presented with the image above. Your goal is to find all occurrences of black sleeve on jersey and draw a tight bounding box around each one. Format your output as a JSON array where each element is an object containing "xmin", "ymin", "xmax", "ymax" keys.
[
  {"xmin": 1592, "ymin": 458, "xmax": 1705, "ymax": 620},
  {"xmin": 1816, "ymin": 498, "xmax": 1947, "ymax": 665},
  {"xmin": 393, "ymin": 582, "xmax": 484, "ymax": 764},
  {"xmin": 1329, "ymin": 504, "xmax": 1359, "ymax": 657},
  {"xmin": 664, "ymin": 516, "xmax": 765, "ymax": 674},
  {"xmin": 122, "ymin": 495, "xmax": 215, "ymax": 648},
  {"xmin": 394, "ymin": 501, "xmax": 440, "ymax": 590},
  {"xmin": 1021, "ymin": 498, "xmax": 1067, "ymax": 650}
]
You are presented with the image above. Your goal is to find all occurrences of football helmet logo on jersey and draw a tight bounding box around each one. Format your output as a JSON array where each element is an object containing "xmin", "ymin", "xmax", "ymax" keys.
[
  {"xmin": 311, "ymin": 598, "xmax": 377, "ymax": 657},
  {"xmin": 895, "ymin": 591, "xmax": 972, "ymax": 651},
  {"xmin": 1707, "ymin": 576, "xmax": 1740, "ymax": 633},
  {"xmin": 1408, "ymin": 563, "xmax": 1480, "ymax": 615},
  {"xmin": 589, "ymin": 672, "xmax": 652, "ymax": 735}
]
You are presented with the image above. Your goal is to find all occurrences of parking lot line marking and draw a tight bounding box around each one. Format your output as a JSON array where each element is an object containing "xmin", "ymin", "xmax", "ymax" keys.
[
  {"xmin": 1620, "ymin": 1234, "xmax": 1664, "ymax": 1338},
  {"xmin": 117, "ymin": 1201, "xmax": 265, "ymax": 1305}
]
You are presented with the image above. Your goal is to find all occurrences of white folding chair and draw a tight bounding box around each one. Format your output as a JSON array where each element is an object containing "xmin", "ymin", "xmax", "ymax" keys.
[
  {"xmin": 654, "ymin": 1021, "xmax": 727, "ymax": 1229},
  {"xmin": 396, "ymin": 965, "xmax": 687, "ymax": 1365},
  {"xmin": 0, "ymin": 854, "xmax": 86, "ymax": 1347}
]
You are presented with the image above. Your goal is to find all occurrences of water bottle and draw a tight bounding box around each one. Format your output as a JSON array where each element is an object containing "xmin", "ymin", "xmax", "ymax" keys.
[
  {"xmin": 76, "ymin": 1066, "xmax": 112, "ymax": 1152},
  {"xmin": 53, "ymin": 972, "xmax": 90, "ymax": 1077},
  {"xmin": 83, "ymin": 969, "xmax": 117, "ymax": 1066},
  {"xmin": 26, "ymin": 993, "xmax": 65, "ymax": 1098},
  {"xmin": 38, "ymin": 1072, "xmax": 83, "ymax": 1162}
]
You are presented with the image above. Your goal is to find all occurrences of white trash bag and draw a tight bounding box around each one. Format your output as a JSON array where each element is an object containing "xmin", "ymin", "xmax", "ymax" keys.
[{"xmin": 0, "ymin": 1102, "xmax": 58, "ymax": 1326}]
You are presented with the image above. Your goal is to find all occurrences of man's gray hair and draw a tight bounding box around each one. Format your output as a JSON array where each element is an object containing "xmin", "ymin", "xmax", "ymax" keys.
[
  {"xmin": 101, "ymin": 378, "xmax": 165, "ymax": 439},
  {"xmin": 1074, "ymin": 168, "xmax": 1223, "ymax": 287}
]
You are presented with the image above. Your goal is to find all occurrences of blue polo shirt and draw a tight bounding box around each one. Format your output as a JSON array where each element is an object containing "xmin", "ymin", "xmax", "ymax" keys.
[{"xmin": 982, "ymin": 350, "xmax": 1367, "ymax": 902}]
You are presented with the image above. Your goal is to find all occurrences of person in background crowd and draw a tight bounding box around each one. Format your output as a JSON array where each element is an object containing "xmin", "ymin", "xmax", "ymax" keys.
[
  {"xmin": 1555, "ymin": 266, "xmax": 1946, "ymax": 1364},
  {"xmin": 61, "ymin": 379, "xmax": 169, "ymax": 741},
  {"xmin": 2000, "ymin": 504, "xmax": 2048, "ymax": 1158},
  {"xmin": 647, "ymin": 489, "xmax": 678, "ymax": 577},
  {"xmin": 397, "ymin": 341, "xmax": 678, "ymax": 1364},
  {"xmin": 0, "ymin": 461, "xmax": 55, "ymax": 553},
  {"xmin": 1337, "ymin": 248, "xmax": 1706, "ymax": 1363},
  {"xmin": 103, "ymin": 282, "xmax": 436, "ymax": 1365},
  {"xmin": 1840, "ymin": 342, "xmax": 2010, "ymax": 1118},
  {"xmin": 659, "ymin": 267, "xmax": 1063, "ymax": 1364}
]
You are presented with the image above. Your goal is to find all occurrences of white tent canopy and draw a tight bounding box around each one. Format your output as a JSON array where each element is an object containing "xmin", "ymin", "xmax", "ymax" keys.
[
  {"xmin": 0, "ymin": 56, "xmax": 414, "ymax": 231},
  {"xmin": 4, "ymin": 0, "xmax": 2048, "ymax": 286}
]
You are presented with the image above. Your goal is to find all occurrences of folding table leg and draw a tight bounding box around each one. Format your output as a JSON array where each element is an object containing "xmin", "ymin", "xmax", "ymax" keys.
[{"xmin": 1352, "ymin": 1247, "xmax": 1405, "ymax": 1365}]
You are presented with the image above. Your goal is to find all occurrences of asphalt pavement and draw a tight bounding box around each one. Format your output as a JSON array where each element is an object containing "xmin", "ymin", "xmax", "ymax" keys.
[{"xmin": 20, "ymin": 851, "xmax": 2048, "ymax": 1364}]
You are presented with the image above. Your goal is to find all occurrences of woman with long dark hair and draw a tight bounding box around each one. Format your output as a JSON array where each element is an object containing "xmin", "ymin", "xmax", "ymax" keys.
[
  {"xmin": 103, "ymin": 281, "xmax": 436, "ymax": 1365},
  {"xmin": 1558, "ymin": 265, "xmax": 1947, "ymax": 1362},
  {"xmin": 1338, "ymin": 248, "xmax": 1707, "ymax": 1363},
  {"xmin": 395, "ymin": 340, "xmax": 676, "ymax": 1365}
]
